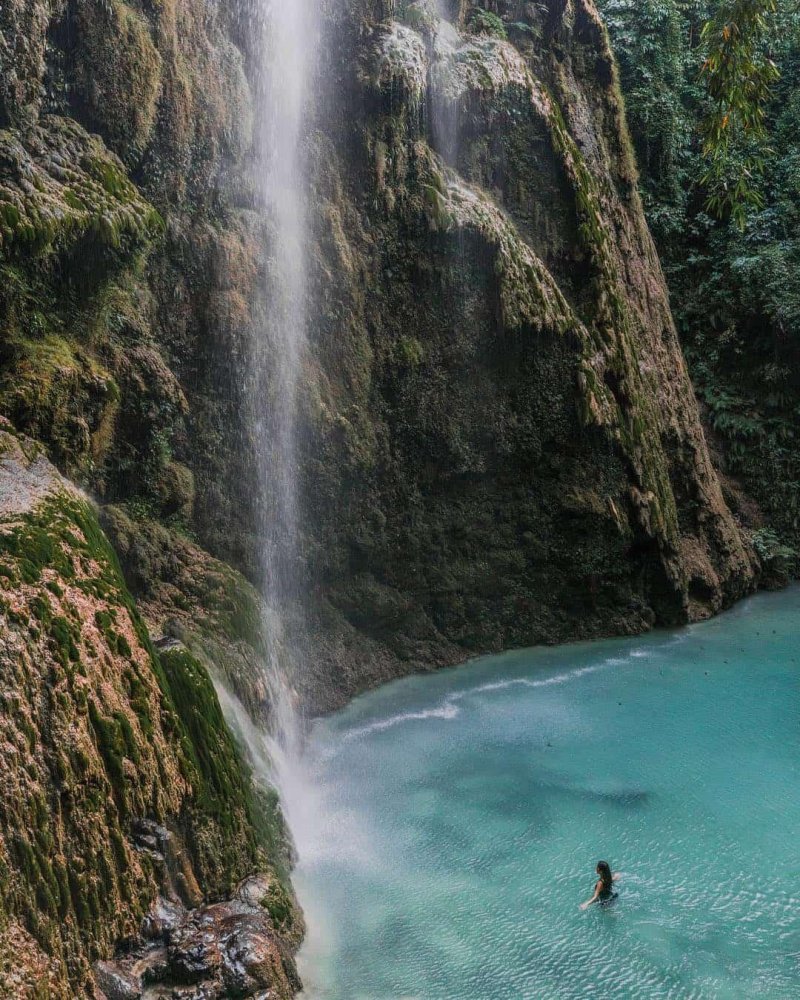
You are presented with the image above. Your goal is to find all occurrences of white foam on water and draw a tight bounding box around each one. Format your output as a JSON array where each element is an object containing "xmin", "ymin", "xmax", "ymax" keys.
[
  {"xmin": 340, "ymin": 702, "xmax": 461, "ymax": 742},
  {"xmin": 330, "ymin": 652, "xmax": 643, "ymax": 751}
]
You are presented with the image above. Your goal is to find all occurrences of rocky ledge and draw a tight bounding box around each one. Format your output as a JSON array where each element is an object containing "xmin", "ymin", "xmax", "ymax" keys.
[{"xmin": 95, "ymin": 875, "xmax": 300, "ymax": 1000}]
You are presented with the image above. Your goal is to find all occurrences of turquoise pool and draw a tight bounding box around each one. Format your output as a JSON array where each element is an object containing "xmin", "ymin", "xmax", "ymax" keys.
[{"xmin": 294, "ymin": 590, "xmax": 800, "ymax": 999}]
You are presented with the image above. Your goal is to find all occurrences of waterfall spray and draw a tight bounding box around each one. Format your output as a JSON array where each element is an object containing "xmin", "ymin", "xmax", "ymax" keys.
[
  {"xmin": 215, "ymin": 0, "xmax": 320, "ymax": 855},
  {"xmin": 254, "ymin": 0, "xmax": 314, "ymax": 754},
  {"xmin": 430, "ymin": 0, "xmax": 462, "ymax": 163}
]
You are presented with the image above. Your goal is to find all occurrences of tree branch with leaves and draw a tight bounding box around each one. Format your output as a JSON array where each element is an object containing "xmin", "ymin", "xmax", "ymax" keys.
[{"xmin": 700, "ymin": 0, "xmax": 780, "ymax": 227}]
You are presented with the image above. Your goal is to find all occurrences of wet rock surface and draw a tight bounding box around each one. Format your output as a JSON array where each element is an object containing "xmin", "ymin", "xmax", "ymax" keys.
[
  {"xmin": 0, "ymin": 0, "xmax": 772, "ymax": 993},
  {"xmin": 286, "ymin": 0, "xmax": 760, "ymax": 713},
  {"xmin": 0, "ymin": 0, "xmax": 761, "ymax": 730},
  {"xmin": 95, "ymin": 878, "xmax": 300, "ymax": 1000}
]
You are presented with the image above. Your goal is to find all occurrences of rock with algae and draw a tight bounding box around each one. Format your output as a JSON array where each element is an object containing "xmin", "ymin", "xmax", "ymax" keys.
[
  {"xmin": 289, "ymin": 0, "xmax": 758, "ymax": 712},
  {"xmin": 94, "ymin": 871, "xmax": 301, "ymax": 999},
  {"xmin": 0, "ymin": 116, "xmax": 162, "ymax": 253},
  {"xmin": 0, "ymin": 0, "xmax": 761, "ymax": 714},
  {"xmin": 0, "ymin": 0, "xmax": 55, "ymax": 127},
  {"xmin": 0, "ymin": 0, "xmax": 772, "ymax": 989},
  {"xmin": 434, "ymin": 33, "xmax": 535, "ymax": 105},
  {"xmin": 0, "ymin": 422, "xmax": 300, "ymax": 996},
  {"xmin": 377, "ymin": 22, "xmax": 429, "ymax": 109}
]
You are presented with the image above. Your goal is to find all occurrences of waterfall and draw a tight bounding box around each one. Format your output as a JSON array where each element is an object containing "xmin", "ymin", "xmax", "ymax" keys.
[
  {"xmin": 255, "ymin": 0, "xmax": 319, "ymax": 825},
  {"xmin": 215, "ymin": 0, "xmax": 320, "ymax": 857},
  {"xmin": 431, "ymin": 1, "xmax": 462, "ymax": 164},
  {"xmin": 253, "ymin": 0, "xmax": 314, "ymax": 751}
]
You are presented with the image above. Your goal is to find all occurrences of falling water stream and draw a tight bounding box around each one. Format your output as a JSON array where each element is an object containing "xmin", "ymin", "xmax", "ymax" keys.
[
  {"xmin": 253, "ymin": 0, "xmax": 315, "ymax": 738},
  {"xmin": 430, "ymin": 3, "xmax": 462, "ymax": 164},
  {"xmin": 209, "ymin": 7, "xmax": 800, "ymax": 1000},
  {"xmin": 214, "ymin": 0, "xmax": 320, "ymax": 847}
]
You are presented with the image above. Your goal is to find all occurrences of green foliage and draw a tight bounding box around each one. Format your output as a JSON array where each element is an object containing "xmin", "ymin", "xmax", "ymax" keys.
[
  {"xmin": 597, "ymin": 0, "xmax": 696, "ymax": 234},
  {"xmin": 700, "ymin": 0, "xmax": 780, "ymax": 226},
  {"xmin": 468, "ymin": 7, "xmax": 508, "ymax": 40},
  {"xmin": 599, "ymin": 0, "xmax": 800, "ymax": 558},
  {"xmin": 691, "ymin": 338, "xmax": 800, "ymax": 529},
  {"xmin": 751, "ymin": 525, "xmax": 797, "ymax": 568}
]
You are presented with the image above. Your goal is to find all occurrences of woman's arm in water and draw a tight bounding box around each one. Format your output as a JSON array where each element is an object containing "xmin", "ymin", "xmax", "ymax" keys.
[
  {"xmin": 580, "ymin": 881, "xmax": 602, "ymax": 910},
  {"xmin": 612, "ymin": 873, "xmax": 620, "ymax": 882}
]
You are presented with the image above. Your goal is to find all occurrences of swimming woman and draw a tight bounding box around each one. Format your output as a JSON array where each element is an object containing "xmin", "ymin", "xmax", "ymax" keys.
[{"xmin": 580, "ymin": 860, "xmax": 619, "ymax": 910}]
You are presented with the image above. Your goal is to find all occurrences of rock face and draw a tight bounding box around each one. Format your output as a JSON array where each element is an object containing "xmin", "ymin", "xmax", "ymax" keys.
[
  {"xmin": 94, "ymin": 876, "xmax": 300, "ymax": 999},
  {"xmin": 0, "ymin": 425, "xmax": 299, "ymax": 995},
  {"xmin": 289, "ymin": 0, "xmax": 758, "ymax": 709},
  {"xmin": 0, "ymin": 0, "xmax": 758, "ymax": 714},
  {"xmin": 0, "ymin": 0, "xmax": 763, "ymax": 988}
]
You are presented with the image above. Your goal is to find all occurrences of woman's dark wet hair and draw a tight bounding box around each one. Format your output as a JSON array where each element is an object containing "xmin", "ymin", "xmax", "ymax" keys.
[{"xmin": 596, "ymin": 860, "xmax": 612, "ymax": 888}]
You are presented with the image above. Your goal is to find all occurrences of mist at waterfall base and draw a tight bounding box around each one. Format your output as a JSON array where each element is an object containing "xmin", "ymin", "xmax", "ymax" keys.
[{"xmin": 292, "ymin": 589, "xmax": 800, "ymax": 999}]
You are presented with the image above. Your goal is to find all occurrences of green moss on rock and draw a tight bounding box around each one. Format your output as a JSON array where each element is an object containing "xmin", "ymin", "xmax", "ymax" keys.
[
  {"xmin": 0, "ymin": 0, "xmax": 51, "ymax": 128},
  {"xmin": 0, "ymin": 433, "xmax": 294, "ymax": 993},
  {"xmin": 69, "ymin": 0, "xmax": 163, "ymax": 164},
  {"xmin": 160, "ymin": 646, "xmax": 286, "ymax": 894},
  {"xmin": 0, "ymin": 117, "xmax": 162, "ymax": 254}
]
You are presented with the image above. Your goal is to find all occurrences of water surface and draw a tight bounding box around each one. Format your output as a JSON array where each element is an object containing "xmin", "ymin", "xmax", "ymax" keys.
[{"xmin": 295, "ymin": 590, "xmax": 800, "ymax": 999}]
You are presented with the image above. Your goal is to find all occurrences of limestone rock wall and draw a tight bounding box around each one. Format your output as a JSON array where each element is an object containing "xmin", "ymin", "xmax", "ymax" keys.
[
  {"xmin": 0, "ymin": 0, "xmax": 263, "ymax": 571},
  {"xmin": 290, "ymin": 0, "xmax": 757, "ymax": 709},
  {"xmin": 0, "ymin": 0, "xmax": 762, "ymax": 983},
  {"xmin": 0, "ymin": 423, "xmax": 299, "ymax": 995},
  {"xmin": 0, "ymin": 0, "xmax": 758, "ymax": 699},
  {"xmin": 0, "ymin": 4, "xmax": 305, "ymax": 990}
]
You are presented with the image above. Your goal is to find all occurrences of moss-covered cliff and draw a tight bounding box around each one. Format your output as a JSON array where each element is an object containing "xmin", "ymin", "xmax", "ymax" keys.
[
  {"xmin": 596, "ymin": 0, "xmax": 800, "ymax": 582},
  {"xmin": 0, "ymin": 0, "xmax": 767, "ymax": 987},
  {"xmin": 287, "ymin": 0, "xmax": 758, "ymax": 709},
  {"xmin": 0, "ymin": 0, "xmax": 260, "ymax": 562},
  {"xmin": 0, "ymin": 0, "xmax": 759, "ymax": 702},
  {"xmin": 0, "ymin": 3, "xmax": 304, "ymax": 987},
  {"xmin": 0, "ymin": 424, "xmax": 298, "ymax": 995}
]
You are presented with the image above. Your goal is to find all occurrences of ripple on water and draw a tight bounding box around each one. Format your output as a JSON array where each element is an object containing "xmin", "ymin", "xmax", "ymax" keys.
[{"xmin": 296, "ymin": 590, "xmax": 800, "ymax": 1000}]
